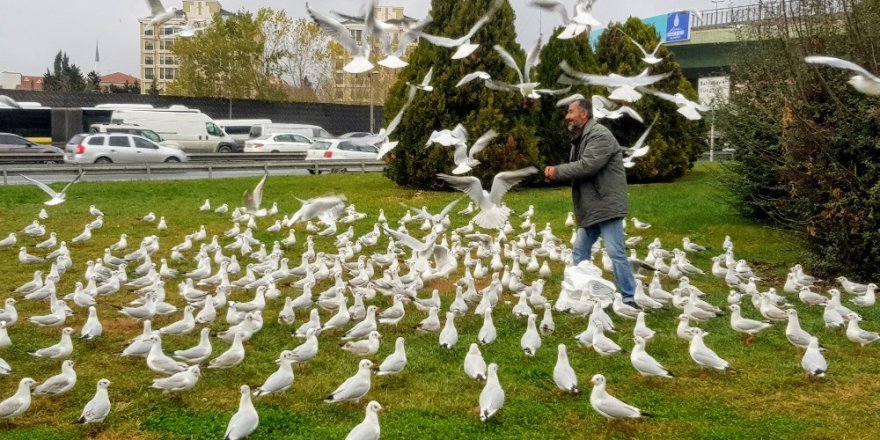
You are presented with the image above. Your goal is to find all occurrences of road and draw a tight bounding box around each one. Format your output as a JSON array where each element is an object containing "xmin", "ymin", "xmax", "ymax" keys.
[{"xmin": 1, "ymin": 167, "xmax": 318, "ymax": 186}]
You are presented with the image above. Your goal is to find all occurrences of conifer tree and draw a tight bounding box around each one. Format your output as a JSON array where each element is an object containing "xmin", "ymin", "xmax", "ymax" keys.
[{"xmin": 382, "ymin": 0, "xmax": 540, "ymax": 189}]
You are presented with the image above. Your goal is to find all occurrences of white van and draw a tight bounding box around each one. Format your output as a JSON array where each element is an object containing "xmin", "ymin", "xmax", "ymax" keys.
[
  {"xmin": 216, "ymin": 119, "xmax": 272, "ymax": 148},
  {"xmin": 110, "ymin": 110, "xmax": 239, "ymax": 153},
  {"xmin": 249, "ymin": 123, "xmax": 332, "ymax": 140}
]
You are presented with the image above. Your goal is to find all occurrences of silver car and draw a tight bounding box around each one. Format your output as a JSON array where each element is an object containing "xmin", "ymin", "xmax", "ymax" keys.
[{"xmin": 65, "ymin": 133, "xmax": 189, "ymax": 164}]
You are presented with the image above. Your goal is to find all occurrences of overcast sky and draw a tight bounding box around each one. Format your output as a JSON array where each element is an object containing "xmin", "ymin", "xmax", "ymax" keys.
[{"xmin": 0, "ymin": 0, "xmax": 730, "ymax": 77}]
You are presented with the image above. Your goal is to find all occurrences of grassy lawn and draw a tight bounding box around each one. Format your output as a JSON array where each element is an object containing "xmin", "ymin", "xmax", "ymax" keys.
[{"xmin": 0, "ymin": 162, "xmax": 877, "ymax": 440}]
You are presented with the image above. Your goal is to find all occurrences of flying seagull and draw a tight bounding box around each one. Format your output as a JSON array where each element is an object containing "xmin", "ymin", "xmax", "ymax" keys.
[
  {"xmin": 623, "ymin": 114, "xmax": 658, "ymax": 168},
  {"xmin": 451, "ymin": 130, "xmax": 498, "ymax": 175},
  {"xmin": 421, "ymin": 0, "xmax": 504, "ymax": 60},
  {"xmin": 144, "ymin": 0, "xmax": 180, "ymax": 27},
  {"xmin": 528, "ymin": 0, "xmax": 602, "ymax": 40},
  {"xmin": 805, "ymin": 56, "xmax": 880, "ymax": 96},
  {"xmin": 20, "ymin": 173, "xmax": 83, "ymax": 206},
  {"xmin": 558, "ymin": 61, "xmax": 671, "ymax": 102},
  {"xmin": 639, "ymin": 88, "xmax": 711, "ymax": 120},
  {"xmin": 307, "ymin": 3, "xmax": 374, "ymax": 73},
  {"xmin": 243, "ymin": 170, "xmax": 268, "ymax": 217},
  {"xmin": 438, "ymin": 166, "xmax": 538, "ymax": 229},
  {"xmin": 617, "ymin": 28, "xmax": 665, "ymax": 65}
]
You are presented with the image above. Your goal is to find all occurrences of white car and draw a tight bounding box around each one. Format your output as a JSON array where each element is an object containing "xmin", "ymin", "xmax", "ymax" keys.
[
  {"xmin": 306, "ymin": 139, "xmax": 379, "ymax": 160},
  {"xmin": 64, "ymin": 133, "xmax": 189, "ymax": 164},
  {"xmin": 243, "ymin": 133, "xmax": 313, "ymax": 153}
]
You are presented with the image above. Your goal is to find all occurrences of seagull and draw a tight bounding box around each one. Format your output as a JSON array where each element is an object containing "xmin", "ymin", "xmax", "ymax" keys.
[
  {"xmin": 407, "ymin": 66, "xmax": 435, "ymax": 92},
  {"xmin": 589, "ymin": 95, "xmax": 644, "ymax": 123},
  {"xmin": 617, "ymin": 28, "xmax": 665, "ymax": 64},
  {"xmin": 802, "ymin": 337, "xmax": 828, "ymax": 378},
  {"xmin": 559, "ymin": 61, "xmax": 672, "ymax": 102},
  {"xmin": 421, "ymin": 0, "xmax": 503, "ymax": 59},
  {"xmin": 376, "ymin": 337, "xmax": 407, "ymax": 376},
  {"xmin": 688, "ymin": 328, "xmax": 736, "ymax": 373},
  {"xmin": 439, "ymin": 311, "xmax": 459, "ymax": 349},
  {"xmin": 450, "ymin": 130, "xmax": 497, "ymax": 175},
  {"xmin": 243, "ymin": 171, "xmax": 268, "ymax": 217},
  {"xmin": 623, "ymin": 115, "xmax": 658, "ymax": 168},
  {"xmin": 209, "ymin": 331, "xmax": 246, "ymax": 369},
  {"xmin": 639, "ymin": 88, "xmax": 712, "ymax": 120},
  {"xmin": 324, "ymin": 359, "xmax": 373, "ymax": 404},
  {"xmin": 224, "ymin": 385, "xmax": 259, "ymax": 440},
  {"xmin": 528, "ymin": 0, "xmax": 602, "ymax": 40},
  {"xmin": 438, "ymin": 167, "xmax": 538, "ymax": 230},
  {"xmin": 631, "ymin": 336, "xmax": 674, "ymax": 378},
  {"xmin": 588, "ymin": 374, "xmax": 652, "ymax": 420},
  {"xmin": 307, "ymin": 3, "xmax": 374, "ymax": 73},
  {"xmin": 34, "ymin": 359, "xmax": 77, "ymax": 396},
  {"xmin": 479, "ymin": 363, "xmax": 505, "ymax": 421},
  {"xmin": 288, "ymin": 195, "xmax": 347, "ymax": 225},
  {"xmin": 520, "ymin": 314, "xmax": 542, "ymax": 356},
  {"xmin": 342, "ymin": 331, "xmax": 382, "ymax": 357},
  {"xmin": 144, "ymin": 0, "xmax": 180, "ymax": 26},
  {"xmin": 345, "ymin": 400, "xmax": 383, "ymax": 440},
  {"xmin": 845, "ymin": 314, "xmax": 880, "ymax": 347},
  {"xmin": 173, "ymin": 327, "xmax": 213, "ymax": 364},
  {"xmin": 147, "ymin": 335, "xmax": 188, "ymax": 374},
  {"xmin": 373, "ymin": 13, "xmax": 433, "ymax": 69},
  {"xmin": 553, "ymin": 344, "xmax": 580, "ymax": 394},
  {"xmin": 728, "ymin": 304, "xmax": 773, "ymax": 344},
  {"xmin": 359, "ymin": 84, "xmax": 418, "ymax": 160},
  {"xmin": 254, "ymin": 350, "xmax": 296, "ymax": 397},
  {"xmin": 805, "ymin": 56, "xmax": 880, "ymax": 95},
  {"xmin": 80, "ymin": 306, "xmax": 103, "ymax": 340},
  {"xmin": 76, "ymin": 379, "xmax": 111, "ymax": 424},
  {"xmin": 19, "ymin": 173, "xmax": 82, "ymax": 206},
  {"xmin": 151, "ymin": 365, "xmax": 201, "ymax": 393},
  {"xmin": 464, "ymin": 343, "xmax": 488, "ymax": 381},
  {"xmin": 0, "ymin": 378, "xmax": 37, "ymax": 421},
  {"xmin": 29, "ymin": 327, "xmax": 74, "ymax": 359}
]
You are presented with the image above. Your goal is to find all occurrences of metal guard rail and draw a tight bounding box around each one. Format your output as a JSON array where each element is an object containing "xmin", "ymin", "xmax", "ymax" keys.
[{"xmin": 0, "ymin": 158, "xmax": 386, "ymax": 185}]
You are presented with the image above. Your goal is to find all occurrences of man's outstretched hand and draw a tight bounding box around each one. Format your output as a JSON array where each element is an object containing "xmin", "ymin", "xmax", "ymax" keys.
[{"xmin": 544, "ymin": 166, "xmax": 556, "ymax": 180}]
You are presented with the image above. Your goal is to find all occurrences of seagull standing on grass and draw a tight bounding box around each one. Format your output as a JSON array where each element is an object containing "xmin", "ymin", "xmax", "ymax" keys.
[
  {"xmin": 553, "ymin": 344, "xmax": 580, "ymax": 394},
  {"xmin": 345, "ymin": 401, "xmax": 383, "ymax": 440},
  {"xmin": 76, "ymin": 379, "xmax": 111, "ymax": 424},
  {"xmin": 479, "ymin": 363, "xmax": 505, "ymax": 421},
  {"xmin": 224, "ymin": 385, "xmax": 259, "ymax": 440},
  {"xmin": 588, "ymin": 374, "xmax": 652, "ymax": 420}
]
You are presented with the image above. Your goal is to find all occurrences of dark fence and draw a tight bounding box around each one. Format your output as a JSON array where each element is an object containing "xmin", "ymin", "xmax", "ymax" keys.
[{"xmin": 0, "ymin": 90, "xmax": 384, "ymax": 136}]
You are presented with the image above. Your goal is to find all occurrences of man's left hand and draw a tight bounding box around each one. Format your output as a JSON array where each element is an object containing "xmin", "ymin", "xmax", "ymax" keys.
[{"xmin": 544, "ymin": 166, "xmax": 556, "ymax": 180}]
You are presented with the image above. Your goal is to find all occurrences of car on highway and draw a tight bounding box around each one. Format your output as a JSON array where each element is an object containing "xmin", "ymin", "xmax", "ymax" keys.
[
  {"xmin": 64, "ymin": 133, "xmax": 189, "ymax": 164},
  {"xmin": 306, "ymin": 139, "xmax": 379, "ymax": 160},
  {"xmin": 89, "ymin": 123, "xmax": 183, "ymax": 149},
  {"xmin": 0, "ymin": 132, "xmax": 64, "ymax": 161},
  {"xmin": 339, "ymin": 132, "xmax": 373, "ymax": 139},
  {"xmin": 243, "ymin": 133, "xmax": 314, "ymax": 154}
]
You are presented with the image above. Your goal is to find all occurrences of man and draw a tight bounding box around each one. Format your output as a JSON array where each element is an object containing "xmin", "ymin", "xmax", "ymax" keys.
[{"xmin": 544, "ymin": 98, "xmax": 638, "ymax": 307}]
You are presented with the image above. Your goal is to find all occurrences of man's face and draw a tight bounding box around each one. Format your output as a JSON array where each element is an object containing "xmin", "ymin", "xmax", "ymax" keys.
[{"xmin": 565, "ymin": 102, "xmax": 589, "ymax": 132}]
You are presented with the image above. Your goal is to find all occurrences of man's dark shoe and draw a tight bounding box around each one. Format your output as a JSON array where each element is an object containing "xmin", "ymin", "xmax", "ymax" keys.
[{"xmin": 623, "ymin": 299, "xmax": 641, "ymax": 310}]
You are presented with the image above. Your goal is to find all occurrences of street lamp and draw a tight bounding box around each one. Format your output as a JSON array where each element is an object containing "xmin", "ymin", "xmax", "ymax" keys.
[
  {"xmin": 369, "ymin": 71, "xmax": 380, "ymax": 134},
  {"xmin": 711, "ymin": 0, "xmax": 726, "ymax": 24}
]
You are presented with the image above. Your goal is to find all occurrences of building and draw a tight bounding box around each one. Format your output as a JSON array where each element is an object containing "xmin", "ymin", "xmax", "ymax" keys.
[
  {"xmin": 138, "ymin": 0, "xmax": 230, "ymax": 94},
  {"xmin": 100, "ymin": 72, "xmax": 141, "ymax": 92},
  {"xmin": 0, "ymin": 72, "xmax": 43, "ymax": 91},
  {"xmin": 331, "ymin": 6, "xmax": 418, "ymax": 104}
]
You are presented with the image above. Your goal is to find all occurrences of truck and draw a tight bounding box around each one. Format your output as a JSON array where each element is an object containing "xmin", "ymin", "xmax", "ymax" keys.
[{"xmin": 110, "ymin": 109, "xmax": 240, "ymax": 153}]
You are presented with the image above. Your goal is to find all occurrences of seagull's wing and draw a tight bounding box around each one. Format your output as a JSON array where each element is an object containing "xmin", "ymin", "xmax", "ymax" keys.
[
  {"xmin": 617, "ymin": 105, "xmax": 644, "ymax": 123},
  {"xmin": 484, "ymin": 79, "xmax": 517, "ymax": 91},
  {"xmin": 592, "ymin": 94, "xmax": 612, "ymax": 111},
  {"xmin": 452, "ymin": 143, "xmax": 469, "ymax": 165},
  {"xmin": 383, "ymin": 226, "xmax": 430, "ymax": 252},
  {"xmin": 805, "ymin": 56, "xmax": 880, "ymax": 81},
  {"xmin": 560, "ymin": 61, "xmax": 670, "ymax": 87},
  {"xmin": 488, "ymin": 167, "xmax": 538, "ymax": 205},
  {"xmin": 638, "ymin": 87, "xmax": 678, "ymax": 103},
  {"xmin": 617, "ymin": 29, "xmax": 649, "ymax": 57},
  {"xmin": 534, "ymin": 85, "xmax": 572, "ymax": 96},
  {"xmin": 437, "ymin": 174, "xmax": 487, "ymax": 206},
  {"xmin": 631, "ymin": 114, "xmax": 658, "ymax": 151},
  {"xmin": 420, "ymin": 33, "xmax": 465, "ymax": 48},
  {"xmin": 494, "ymin": 45, "xmax": 524, "ymax": 84},
  {"xmin": 20, "ymin": 174, "xmax": 60, "ymax": 199},
  {"xmin": 527, "ymin": 0, "xmax": 570, "ymax": 23},
  {"xmin": 59, "ymin": 172, "xmax": 83, "ymax": 195},
  {"xmin": 146, "ymin": 0, "xmax": 166, "ymax": 16},
  {"xmin": 248, "ymin": 171, "xmax": 267, "ymax": 210},
  {"xmin": 468, "ymin": 130, "xmax": 498, "ymax": 159},
  {"xmin": 385, "ymin": 85, "xmax": 417, "ymax": 137},
  {"xmin": 421, "ymin": 66, "xmax": 434, "ymax": 88},
  {"xmin": 523, "ymin": 38, "xmax": 542, "ymax": 81},
  {"xmin": 437, "ymin": 197, "xmax": 464, "ymax": 218},
  {"xmin": 464, "ymin": 0, "xmax": 504, "ymax": 39},
  {"xmin": 650, "ymin": 40, "xmax": 664, "ymax": 57},
  {"xmin": 556, "ymin": 93, "xmax": 585, "ymax": 107},
  {"xmin": 307, "ymin": 4, "xmax": 361, "ymax": 55},
  {"xmin": 456, "ymin": 71, "xmax": 491, "ymax": 88}
]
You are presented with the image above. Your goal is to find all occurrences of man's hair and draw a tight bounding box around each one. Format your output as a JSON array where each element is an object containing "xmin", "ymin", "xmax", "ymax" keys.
[{"xmin": 573, "ymin": 98, "xmax": 591, "ymax": 117}]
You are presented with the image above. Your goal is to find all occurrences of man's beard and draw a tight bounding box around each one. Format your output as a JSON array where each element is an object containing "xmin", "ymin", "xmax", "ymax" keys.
[{"xmin": 567, "ymin": 119, "xmax": 584, "ymax": 132}]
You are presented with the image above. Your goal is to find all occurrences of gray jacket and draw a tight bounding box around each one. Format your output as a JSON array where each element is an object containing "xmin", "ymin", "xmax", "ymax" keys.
[{"xmin": 554, "ymin": 119, "xmax": 628, "ymax": 228}]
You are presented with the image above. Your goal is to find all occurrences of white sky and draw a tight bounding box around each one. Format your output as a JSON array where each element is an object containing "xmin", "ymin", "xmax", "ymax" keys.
[{"xmin": 0, "ymin": 0, "xmax": 730, "ymax": 77}]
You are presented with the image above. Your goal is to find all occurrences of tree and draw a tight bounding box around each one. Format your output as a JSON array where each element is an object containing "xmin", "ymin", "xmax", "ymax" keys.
[
  {"xmin": 110, "ymin": 81, "xmax": 141, "ymax": 94},
  {"xmin": 272, "ymin": 17, "xmax": 332, "ymax": 102},
  {"xmin": 383, "ymin": 0, "xmax": 541, "ymax": 189},
  {"xmin": 43, "ymin": 51, "xmax": 86, "ymax": 92},
  {"xmin": 167, "ymin": 8, "xmax": 289, "ymax": 101},
  {"xmin": 86, "ymin": 71, "xmax": 101, "ymax": 92},
  {"xmin": 716, "ymin": 0, "xmax": 880, "ymax": 279},
  {"xmin": 593, "ymin": 18, "xmax": 706, "ymax": 182}
]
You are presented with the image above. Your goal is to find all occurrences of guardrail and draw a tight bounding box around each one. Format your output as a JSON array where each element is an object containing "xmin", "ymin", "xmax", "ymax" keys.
[
  {"xmin": 0, "ymin": 153, "xmax": 65, "ymax": 164},
  {"xmin": 0, "ymin": 152, "xmax": 308, "ymax": 164},
  {"xmin": 0, "ymin": 158, "xmax": 386, "ymax": 185}
]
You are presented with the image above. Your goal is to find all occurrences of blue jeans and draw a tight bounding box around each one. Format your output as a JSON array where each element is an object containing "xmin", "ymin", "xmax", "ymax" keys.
[{"xmin": 572, "ymin": 218, "xmax": 636, "ymax": 301}]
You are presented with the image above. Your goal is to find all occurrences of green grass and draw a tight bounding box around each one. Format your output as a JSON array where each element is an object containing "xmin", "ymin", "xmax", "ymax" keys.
[{"xmin": 0, "ymin": 163, "xmax": 878, "ymax": 440}]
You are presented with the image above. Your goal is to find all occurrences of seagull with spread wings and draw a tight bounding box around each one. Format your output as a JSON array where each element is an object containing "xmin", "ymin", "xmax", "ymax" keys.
[
  {"xmin": 438, "ymin": 167, "xmax": 538, "ymax": 230},
  {"xmin": 528, "ymin": 0, "xmax": 602, "ymax": 40},
  {"xmin": 617, "ymin": 28, "xmax": 665, "ymax": 65},
  {"xmin": 307, "ymin": 3, "xmax": 374, "ymax": 74},
  {"xmin": 451, "ymin": 130, "xmax": 497, "ymax": 175},
  {"xmin": 639, "ymin": 88, "xmax": 711, "ymax": 120},
  {"xmin": 243, "ymin": 170, "xmax": 268, "ymax": 217},
  {"xmin": 558, "ymin": 61, "xmax": 671, "ymax": 102},
  {"xmin": 805, "ymin": 56, "xmax": 880, "ymax": 96},
  {"xmin": 144, "ymin": 0, "xmax": 181, "ymax": 27},
  {"xmin": 20, "ymin": 173, "xmax": 83, "ymax": 206},
  {"xmin": 623, "ymin": 115, "xmax": 658, "ymax": 168},
  {"xmin": 421, "ymin": 0, "xmax": 503, "ymax": 60}
]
